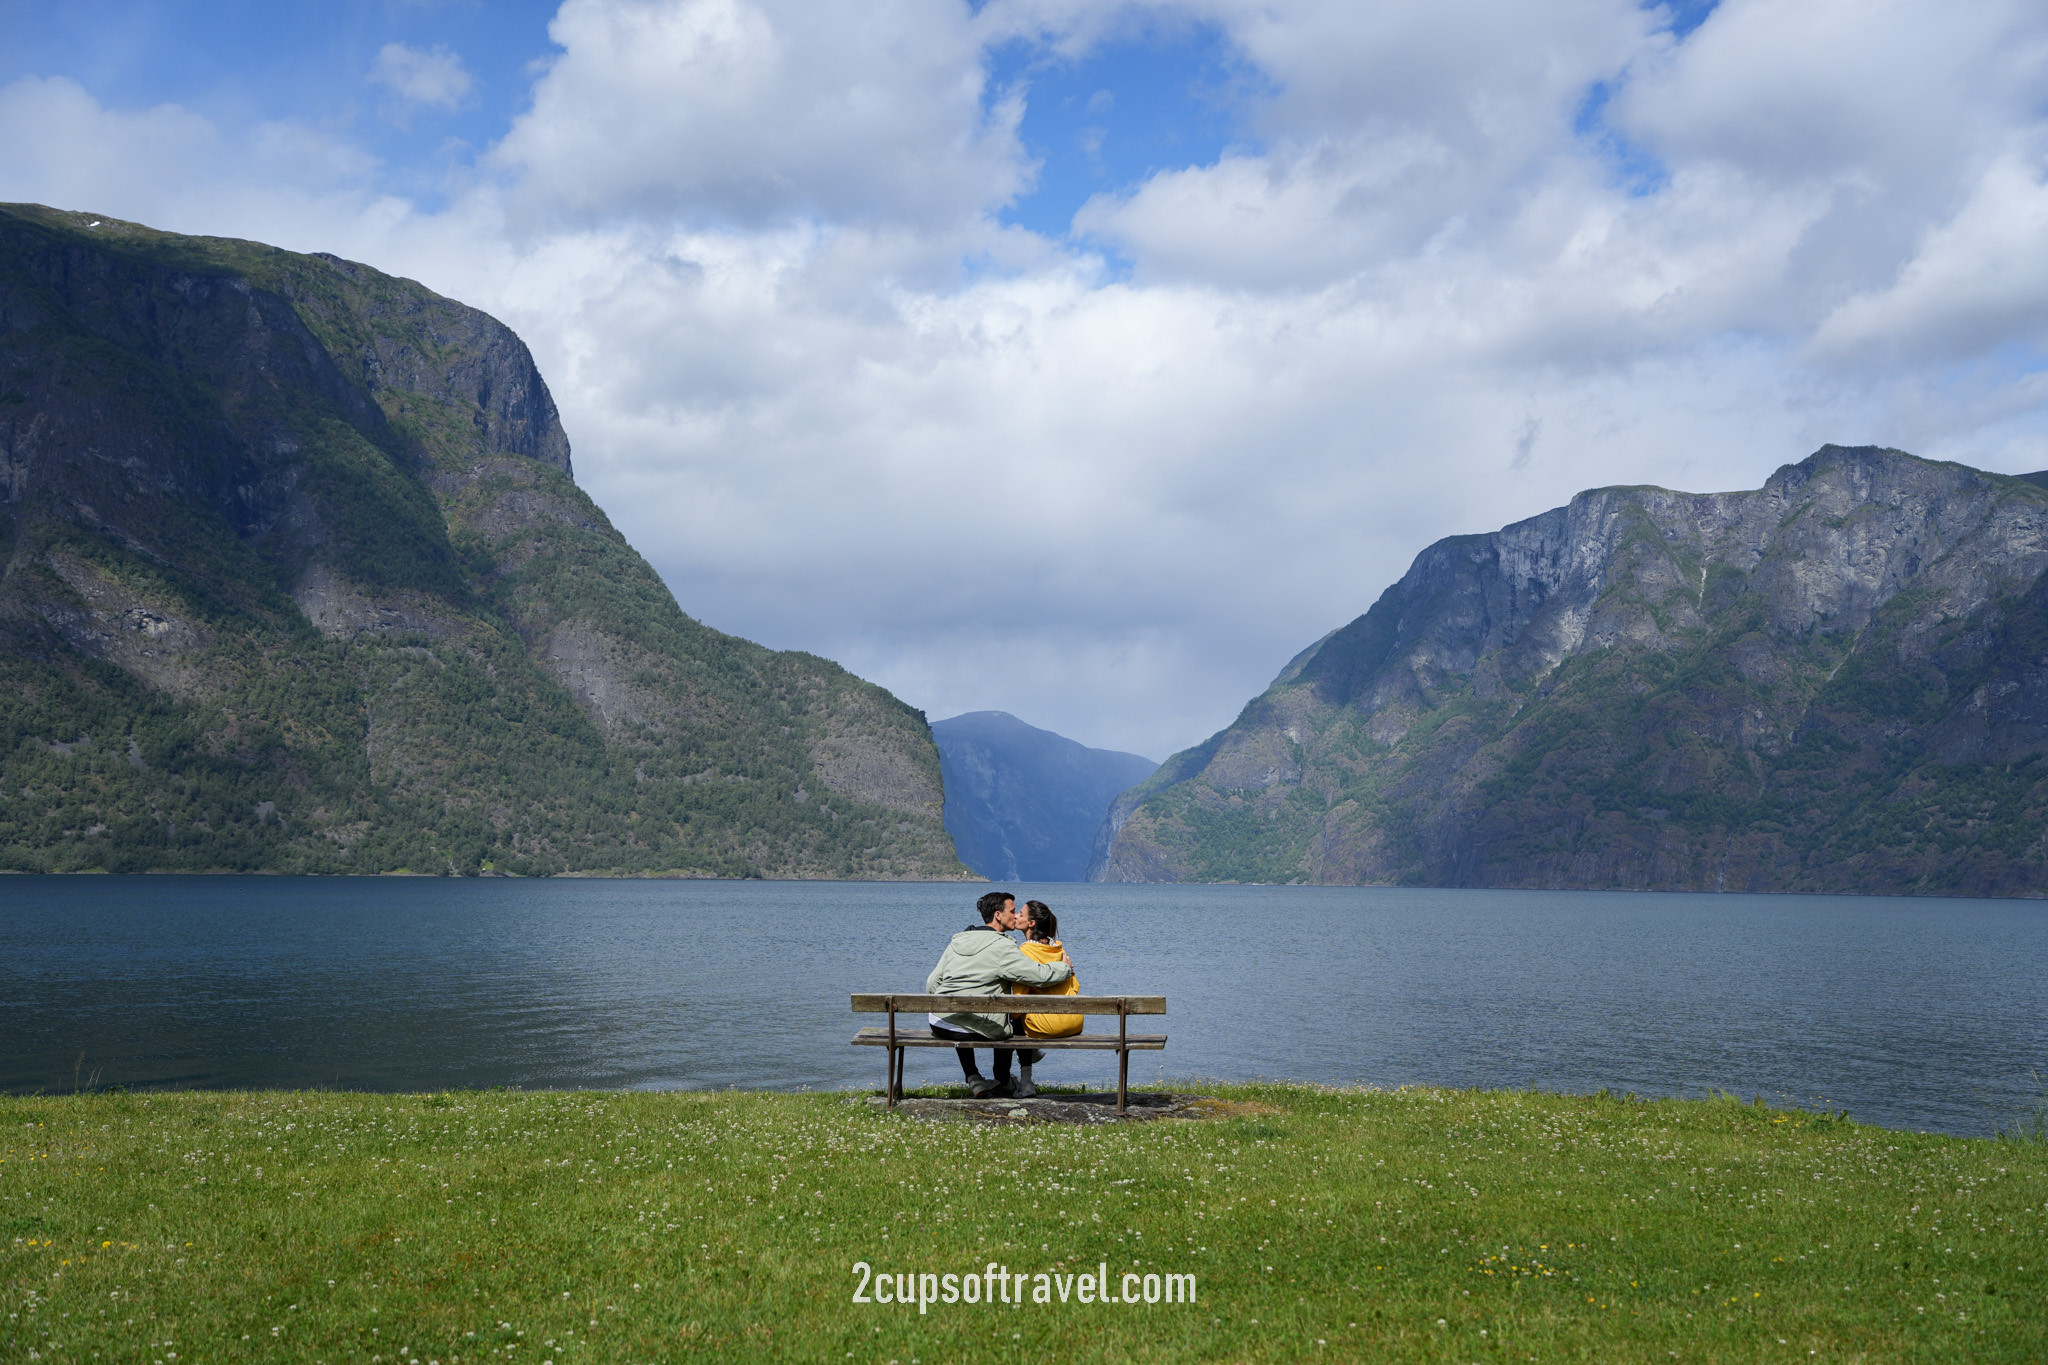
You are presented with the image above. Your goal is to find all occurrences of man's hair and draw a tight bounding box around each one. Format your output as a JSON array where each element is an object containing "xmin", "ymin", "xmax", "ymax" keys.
[{"xmin": 975, "ymin": 890, "xmax": 1015, "ymax": 923}]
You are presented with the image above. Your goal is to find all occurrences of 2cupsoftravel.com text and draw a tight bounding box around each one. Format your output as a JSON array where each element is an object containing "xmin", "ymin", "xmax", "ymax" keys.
[{"xmin": 853, "ymin": 1261, "xmax": 1197, "ymax": 1314}]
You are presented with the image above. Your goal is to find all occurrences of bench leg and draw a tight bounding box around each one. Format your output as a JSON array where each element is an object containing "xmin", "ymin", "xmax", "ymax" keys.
[
  {"xmin": 884, "ymin": 1046, "xmax": 897, "ymax": 1108},
  {"xmin": 1117, "ymin": 1048, "xmax": 1128, "ymax": 1115},
  {"xmin": 893, "ymin": 1046, "xmax": 905, "ymax": 1104}
]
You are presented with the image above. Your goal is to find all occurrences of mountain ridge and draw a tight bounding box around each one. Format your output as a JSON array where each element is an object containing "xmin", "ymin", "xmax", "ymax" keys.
[
  {"xmin": 0, "ymin": 203, "xmax": 969, "ymax": 878},
  {"xmin": 1092, "ymin": 445, "xmax": 2048, "ymax": 895}
]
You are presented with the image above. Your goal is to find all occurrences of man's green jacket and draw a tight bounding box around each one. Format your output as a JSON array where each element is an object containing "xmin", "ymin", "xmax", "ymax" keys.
[{"xmin": 925, "ymin": 925, "xmax": 1073, "ymax": 1038}]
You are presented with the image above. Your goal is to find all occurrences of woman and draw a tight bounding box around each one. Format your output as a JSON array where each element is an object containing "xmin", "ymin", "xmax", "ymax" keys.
[{"xmin": 1012, "ymin": 899, "xmax": 1082, "ymax": 1098}]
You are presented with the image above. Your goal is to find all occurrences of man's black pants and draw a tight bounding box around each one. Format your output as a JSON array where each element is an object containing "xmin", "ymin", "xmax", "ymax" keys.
[{"xmin": 930, "ymin": 1021, "xmax": 1014, "ymax": 1083}]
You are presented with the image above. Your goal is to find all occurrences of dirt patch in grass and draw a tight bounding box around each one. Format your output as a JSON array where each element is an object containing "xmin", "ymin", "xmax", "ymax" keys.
[{"xmin": 863, "ymin": 1091, "xmax": 1233, "ymax": 1124}]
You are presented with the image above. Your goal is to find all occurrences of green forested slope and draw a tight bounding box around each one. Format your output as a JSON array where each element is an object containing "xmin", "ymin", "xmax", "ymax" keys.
[
  {"xmin": 1095, "ymin": 446, "xmax": 2048, "ymax": 894},
  {"xmin": 0, "ymin": 204, "xmax": 968, "ymax": 877}
]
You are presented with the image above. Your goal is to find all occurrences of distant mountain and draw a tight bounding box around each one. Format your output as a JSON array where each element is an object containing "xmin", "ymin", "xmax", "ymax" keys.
[
  {"xmin": 932, "ymin": 712, "xmax": 1156, "ymax": 881},
  {"xmin": 1093, "ymin": 446, "xmax": 2048, "ymax": 896},
  {"xmin": 0, "ymin": 203, "xmax": 969, "ymax": 878}
]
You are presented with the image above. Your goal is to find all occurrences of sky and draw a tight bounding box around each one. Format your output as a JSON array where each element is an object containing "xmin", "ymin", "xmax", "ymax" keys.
[{"xmin": 5, "ymin": 1, "xmax": 2048, "ymax": 762}]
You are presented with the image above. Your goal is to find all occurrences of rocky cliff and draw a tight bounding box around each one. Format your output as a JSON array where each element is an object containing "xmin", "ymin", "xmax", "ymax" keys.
[
  {"xmin": 931, "ymin": 711, "xmax": 1156, "ymax": 881},
  {"xmin": 1093, "ymin": 446, "xmax": 2048, "ymax": 895},
  {"xmin": 0, "ymin": 203, "xmax": 968, "ymax": 877}
]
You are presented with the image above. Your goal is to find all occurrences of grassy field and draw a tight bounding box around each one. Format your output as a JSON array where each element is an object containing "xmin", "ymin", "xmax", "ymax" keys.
[{"xmin": 3, "ymin": 1083, "xmax": 2043, "ymax": 1363}]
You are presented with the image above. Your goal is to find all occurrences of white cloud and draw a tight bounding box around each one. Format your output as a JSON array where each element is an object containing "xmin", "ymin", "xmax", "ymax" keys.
[
  {"xmin": 369, "ymin": 42, "xmax": 475, "ymax": 112},
  {"xmin": 7, "ymin": 0, "xmax": 2048, "ymax": 758},
  {"xmin": 0, "ymin": 77, "xmax": 218, "ymax": 213},
  {"xmin": 1810, "ymin": 152, "xmax": 2048, "ymax": 364},
  {"xmin": 1607, "ymin": 0, "xmax": 2048, "ymax": 314},
  {"xmin": 1612, "ymin": 0, "xmax": 2038, "ymax": 183},
  {"xmin": 489, "ymin": 0, "xmax": 1027, "ymax": 229},
  {"xmin": 0, "ymin": 75, "xmax": 388, "ymax": 235}
]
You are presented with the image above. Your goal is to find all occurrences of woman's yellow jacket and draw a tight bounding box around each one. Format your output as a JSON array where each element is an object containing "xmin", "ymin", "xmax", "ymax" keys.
[{"xmin": 1017, "ymin": 939, "xmax": 1082, "ymax": 1038}]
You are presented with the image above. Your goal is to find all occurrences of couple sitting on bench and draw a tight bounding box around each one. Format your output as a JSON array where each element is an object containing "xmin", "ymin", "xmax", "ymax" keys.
[{"xmin": 927, "ymin": 889, "xmax": 1080, "ymax": 1099}]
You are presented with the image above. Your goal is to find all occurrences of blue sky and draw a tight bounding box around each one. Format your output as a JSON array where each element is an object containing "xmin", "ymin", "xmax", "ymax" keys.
[
  {"xmin": 0, "ymin": 0, "xmax": 1724, "ymax": 242},
  {"xmin": 5, "ymin": 0, "xmax": 2047, "ymax": 761},
  {"xmin": 1, "ymin": 0, "xmax": 1267, "ymax": 230},
  {"xmin": 0, "ymin": 0, "xmax": 565, "ymax": 206},
  {"xmin": 986, "ymin": 14, "xmax": 1262, "ymax": 239}
]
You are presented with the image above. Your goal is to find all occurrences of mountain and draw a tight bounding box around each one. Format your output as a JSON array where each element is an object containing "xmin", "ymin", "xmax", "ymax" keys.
[
  {"xmin": 0, "ymin": 203, "xmax": 969, "ymax": 878},
  {"xmin": 931, "ymin": 711, "xmax": 1156, "ymax": 881},
  {"xmin": 1092, "ymin": 446, "xmax": 2048, "ymax": 896}
]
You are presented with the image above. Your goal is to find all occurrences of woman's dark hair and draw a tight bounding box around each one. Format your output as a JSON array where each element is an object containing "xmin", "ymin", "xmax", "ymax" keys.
[{"xmin": 1024, "ymin": 900, "xmax": 1057, "ymax": 942}]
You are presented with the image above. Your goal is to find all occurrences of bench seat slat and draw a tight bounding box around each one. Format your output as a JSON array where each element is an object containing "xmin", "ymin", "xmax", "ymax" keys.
[
  {"xmin": 851, "ymin": 1027, "xmax": 1165, "ymax": 1051},
  {"xmin": 850, "ymin": 993, "xmax": 1164, "ymax": 1015}
]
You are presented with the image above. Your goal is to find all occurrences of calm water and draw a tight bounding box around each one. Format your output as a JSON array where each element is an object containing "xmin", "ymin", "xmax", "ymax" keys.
[{"xmin": 2, "ymin": 877, "xmax": 2043, "ymax": 1136}]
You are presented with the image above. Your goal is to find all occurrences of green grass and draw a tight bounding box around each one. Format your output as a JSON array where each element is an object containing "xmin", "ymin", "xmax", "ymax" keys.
[{"xmin": 4, "ymin": 1084, "xmax": 2045, "ymax": 1362}]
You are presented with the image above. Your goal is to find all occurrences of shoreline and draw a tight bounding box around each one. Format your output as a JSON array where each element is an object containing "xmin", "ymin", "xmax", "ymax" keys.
[
  {"xmin": 6, "ymin": 867, "xmax": 2048, "ymax": 897},
  {"xmin": 0, "ymin": 1080, "xmax": 2023, "ymax": 1141}
]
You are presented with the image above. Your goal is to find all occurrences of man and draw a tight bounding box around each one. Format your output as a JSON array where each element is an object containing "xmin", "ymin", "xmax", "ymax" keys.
[{"xmin": 926, "ymin": 890, "xmax": 1072, "ymax": 1097}]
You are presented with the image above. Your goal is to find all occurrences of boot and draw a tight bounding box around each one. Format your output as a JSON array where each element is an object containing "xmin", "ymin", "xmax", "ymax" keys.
[
  {"xmin": 1012, "ymin": 1063, "xmax": 1037, "ymax": 1099},
  {"xmin": 967, "ymin": 1075, "xmax": 1000, "ymax": 1098}
]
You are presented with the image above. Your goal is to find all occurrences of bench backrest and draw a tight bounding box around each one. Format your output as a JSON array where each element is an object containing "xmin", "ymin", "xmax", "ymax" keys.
[{"xmin": 851, "ymin": 993, "xmax": 1164, "ymax": 1016}]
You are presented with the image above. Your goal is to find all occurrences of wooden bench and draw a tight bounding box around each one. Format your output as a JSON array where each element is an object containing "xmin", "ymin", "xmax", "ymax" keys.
[{"xmin": 851, "ymin": 994, "xmax": 1167, "ymax": 1113}]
